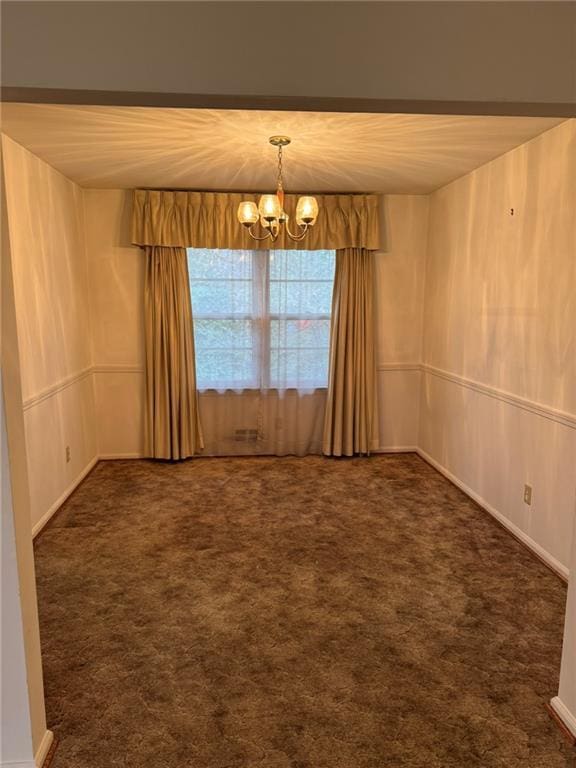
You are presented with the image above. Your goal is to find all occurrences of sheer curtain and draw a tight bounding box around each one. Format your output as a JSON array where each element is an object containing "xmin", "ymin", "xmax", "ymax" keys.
[{"xmin": 188, "ymin": 248, "xmax": 335, "ymax": 456}]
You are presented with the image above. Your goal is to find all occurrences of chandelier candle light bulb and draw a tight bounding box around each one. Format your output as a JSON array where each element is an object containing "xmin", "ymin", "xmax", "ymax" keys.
[
  {"xmin": 237, "ymin": 136, "xmax": 318, "ymax": 243},
  {"xmin": 258, "ymin": 194, "xmax": 282, "ymax": 222},
  {"xmin": 296, "ymin": 196, "xmax": 319, "ymax": 225},
  {"xmin": 238, "ymin": 201, "xmax": 259, "ymax": 225}
]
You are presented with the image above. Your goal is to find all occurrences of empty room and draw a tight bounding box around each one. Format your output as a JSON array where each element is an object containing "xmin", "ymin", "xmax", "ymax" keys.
[{"xmin": 1, "ymin": 3, "xmax": 575, "ymax": 768}]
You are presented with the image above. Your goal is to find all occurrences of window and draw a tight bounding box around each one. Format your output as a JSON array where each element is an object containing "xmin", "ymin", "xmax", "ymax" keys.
[{"xmin": 188, "ymin": 249, "xmax": 335, "ymax": 391}]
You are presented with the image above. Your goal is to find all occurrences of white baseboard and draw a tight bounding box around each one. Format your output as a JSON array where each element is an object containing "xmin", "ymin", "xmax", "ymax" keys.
[
  {"xmin": 32, "ymin": 457, "xmax": 98, "ymax": 538},
  {"xmin": 35, "ymin": 730, "xmax": 54, "ymax": 767},
  {"xmin": 416, "ymin": 448, "xmax": 569, "ymax": 581},
  {"xmin": 550, "ymin": 696, "xmax": 576, "ymax": 739},
  {"xmin": 1, "ymin": 761, "xmax": 36, "ymax": 768},
  {"xmin": 98, "ymin": 452, "xmax": 144, "ymax": 460}
]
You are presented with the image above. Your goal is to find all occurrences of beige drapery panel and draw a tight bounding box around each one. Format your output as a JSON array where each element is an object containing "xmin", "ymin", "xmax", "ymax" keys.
[
  {"xmin": 132, "ymin": 190, "xmax": 381, "ymax": 251},
  {"xmin": 144, "ymin": 246, "xmax": 204, "ymax": 460},
  {"xmin": 323, "ymin": 248, "xmax": 379, "ymax": 457}
]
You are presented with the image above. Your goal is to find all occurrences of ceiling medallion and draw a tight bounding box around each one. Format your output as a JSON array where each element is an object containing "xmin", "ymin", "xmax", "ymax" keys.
[{"xmin": 237, "ymin": 136, "xmax": 319, "ymax": 242}]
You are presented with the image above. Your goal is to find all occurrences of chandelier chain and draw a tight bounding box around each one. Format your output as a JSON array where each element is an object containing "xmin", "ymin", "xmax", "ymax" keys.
[{"xmin": 277, "ymin": 145, "xmax": 284, "ymax": 193}]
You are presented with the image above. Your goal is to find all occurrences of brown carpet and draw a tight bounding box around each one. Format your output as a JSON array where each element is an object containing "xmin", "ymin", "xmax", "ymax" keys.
[{"xmin": 34, "ymin": 454, "xmax": 574, "ymax": 768}]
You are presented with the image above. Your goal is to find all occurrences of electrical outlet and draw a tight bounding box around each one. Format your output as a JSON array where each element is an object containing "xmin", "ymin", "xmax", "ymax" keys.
[
  {"xmin": 523, "ymin": 484, "xmax": 532, "ymax": 505},
  {"xmin": 66, "ymin": 445, "xmax": 71, "ymax": 463}
]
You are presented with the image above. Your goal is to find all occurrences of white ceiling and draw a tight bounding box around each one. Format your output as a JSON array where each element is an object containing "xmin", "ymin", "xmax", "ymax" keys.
[{"xmin": 1, "ymin": 104, "xmax": 565, "ymax": 194}]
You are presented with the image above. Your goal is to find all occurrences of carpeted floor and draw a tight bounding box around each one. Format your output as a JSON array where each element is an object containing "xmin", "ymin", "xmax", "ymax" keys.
[{"xmin": 34, "ymin": 454, "xmax": 574, "ymax": 768}]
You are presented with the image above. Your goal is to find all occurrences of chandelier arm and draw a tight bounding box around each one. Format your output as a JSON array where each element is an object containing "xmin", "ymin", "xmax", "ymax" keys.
[
  {"xmin": 284, "ymin": 221, "xmax": 310, "ymax": 242},
  {"xmin": 247, "ymin": 223, "xmax": 274, "ymax": 241}
]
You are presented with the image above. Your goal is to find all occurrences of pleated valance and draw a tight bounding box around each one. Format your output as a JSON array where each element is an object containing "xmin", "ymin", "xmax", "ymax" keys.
[{"xmin": 131, "ymin": 189, "xmax": 381, "ymax": 251}]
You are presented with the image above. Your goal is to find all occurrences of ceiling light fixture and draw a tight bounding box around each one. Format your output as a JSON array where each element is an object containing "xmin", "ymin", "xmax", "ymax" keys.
[{"xmin": 237, "ymin": 136, "xmax": 318, "ymax": 242}]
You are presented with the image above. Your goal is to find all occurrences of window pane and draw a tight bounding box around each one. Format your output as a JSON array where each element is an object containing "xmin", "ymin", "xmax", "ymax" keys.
[
  {"xmin": 195, "ymin": 319, "xmax": 254, "ymax": 350},
  {"xmin": 270, "ymin": 349, "xmax": 330, "ymax": 390},
  {"xmin": 191, "ymin": 280, "xmax": 252, "ymax": 316},
  {"xmin": 270, "ymin": 318, "xmax": 331, "ymax": 350},
  {"xmin": 270, "ymin": 280, "xmax": 333, "ymax": 316},
  {"xmin": 189, "ymin": 249, "xmax": 254, "ymax": 316},
  {"xmin": 269, "ymin": 249, "xmax": 335, "ymax": 281},
  {"xmin": 188, "ymin": 249, "xmax": 253, "ymax": 281},
  {"xmin": 195, "ymin": 348, "xmax": 258, "ymax": 390},
  {"xmin": 270, "ymin": 250, "xmax": 334, "ymax": 316}
]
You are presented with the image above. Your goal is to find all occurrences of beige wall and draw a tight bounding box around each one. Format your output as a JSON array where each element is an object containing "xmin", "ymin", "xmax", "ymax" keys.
[
  {"xmin": 83, "ymin": 191, "xmax": 429, "ymax": 457},
  {"xmin": 83, "ymin": 189, "xmax": 145, "ymax": 458},
  {"xmin": 375, "ymin": 195, "xmax": 428, "ymax": 449},
  {"xmin": 2, "ymin": 135, "xmax": 98, "ymax": 533},
  {"xmin": 420, "ymin": 119, "xmax": 576, "ymax": 574}
]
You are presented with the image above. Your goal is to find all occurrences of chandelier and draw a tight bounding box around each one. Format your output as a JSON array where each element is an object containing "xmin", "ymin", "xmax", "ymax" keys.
[{"xmin": 237, "ymin": 136, "xmax": 319, "ymax": 242}]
